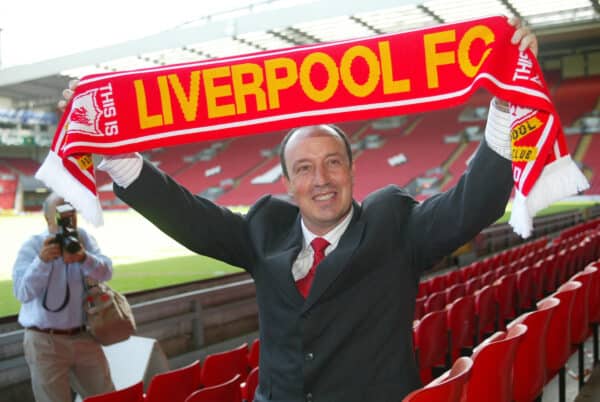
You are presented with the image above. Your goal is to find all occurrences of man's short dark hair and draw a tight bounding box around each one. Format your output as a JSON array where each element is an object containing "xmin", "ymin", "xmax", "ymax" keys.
[{"xmin": 279, "ymin": 124, "xmax": 353, "ymax": 179}]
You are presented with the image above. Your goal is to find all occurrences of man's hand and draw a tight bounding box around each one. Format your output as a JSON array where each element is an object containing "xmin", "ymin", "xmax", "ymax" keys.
[
  {"xmin": 57, "ymin": 79, "xmax": 79, "ymax": 112},
  {"xmin": 40, "ymin": 237, "xmax": 61, "ymax": 263},
  {"xmin": 495, "ymin": 17, "xmax": 539, "ymax": 110},
  {"xmin": 509, "ymin": 17, "xmax": 538, "ymax": 58}
]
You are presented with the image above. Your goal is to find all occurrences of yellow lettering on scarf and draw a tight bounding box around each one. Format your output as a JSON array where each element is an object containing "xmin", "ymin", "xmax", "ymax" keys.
[
  {"xmin": 76, "ymin": 154, "xmax": 93, "ymax": 170},
  {"xmin": 134, "ymin": 79, "xmax": 163, "ymax": 129},
  {"xmin": 424, "ymin": 25, "xmax": 496, "ymax": 88},
  {"xmin": 378, "ymin": 41, "xmax": 411, "ymax": 94},
  {"xmin": 300, "ymin": 52, "xmax": 340, "ymax": 103},
  {"xmin": 340, "ymin": 45, "xmax": 380, "ymax": 97},
  {"xmin": 424, "ymin": 30, "xmax": 456, "ymax": 89},
  {"xmin": 168, "ymin": 72, "xmax": 201, "ymax": 121},
  {"xmin": 231, "ymin": 63, "xmax": 267, "ymax": 114},
  {"xmin": 203, "ymin": 66, "xmax": 236, "ymax": 118},
  {"xmin": 157, "ymin": 76, "xmax": 173, "ymax": 125},
  {"xmin": 458, "ymin": 25, "xmax": 495, "ymax": 78},
  {"xmin": 511, "ymin": 116, "xmax": 543, "ymax": 143},
  {"xmin": 264, "ymin": 58, "xmax": 298, "ymax": 109},
  {"xmin": 512, "ymin": 146, "xmax": 538, "ymax": 162}
]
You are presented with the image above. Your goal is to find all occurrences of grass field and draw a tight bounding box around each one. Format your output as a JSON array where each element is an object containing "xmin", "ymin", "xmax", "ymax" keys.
[{"xmin": 0, "ymin": 200, "xmax": 597, "ymax": 318}]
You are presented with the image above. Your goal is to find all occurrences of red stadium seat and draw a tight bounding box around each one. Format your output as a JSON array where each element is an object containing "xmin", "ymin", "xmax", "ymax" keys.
[
  {"xmin": 414, "ymin": 296, "xmax": 426, "ymax": 321},
  {"xmin": 494, "ymin": 273, "xmax": 518, "ymax": 328},
  {"xmin": 509, "ymin": 297, "xmax": 559, "ymax": 402},
  {"xmin": 474, "ymin": 284, "xmax": 498, "ymax": 344},
  {"xmin": 545, "ymin": 281, "xmax": 582, "ymax": 402},
  {"xmin": 241, "ymin": 366, "xmax": 259, "ymax": 402},
  {"xmin": 464, "ymin": 277, "xmax": 481, "ymax": 296},
  {"xmin": 585, "ymin": 262, "xmax": 600, "ymax": 365},
  {"xmin": 200, "ymin": 343, "xmax": 249, "ymax": 387},
  {"xmin": 569, "ymin": 268, "xmax": 596, "ymax": 390},
  {"xmin": 145, "ymin": 360, "xmax": 202, "ymax": 402},
  {"xmin": 402, "ymin": 357, "xmax": 473, "ymax": 402},
  {"xmin": 446, "ymin": 295, "xmax": 476, "ymax": 361},
  {"xmin": 424, "ymin": 291, "xmax": 446, "ymax": 314},
  {"xmin": 462, "ymin": 324, "xmax": 527, "ymax": 402},
  {"xmin": 413, "ymin": 310, "xmax": 449, "ymax": 384},
  {"xmin": 83, "ymin": 381, "xmax": 144, "ymax": 402},
  {"xmin": 184, "ymin": 374, "xmax": 242, "ymax": 402},
  {"xmin": 247, "ymin": 338, "xmax": 260, "ymax": 369},
  {"xmin": 445, "ymin": 283, "xmax": 466, "ymax": 305}
]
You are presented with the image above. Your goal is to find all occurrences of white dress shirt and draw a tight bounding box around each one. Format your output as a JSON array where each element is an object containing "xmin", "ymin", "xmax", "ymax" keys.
[{"xmin": 291, "ymin": 208, "xmax": 354, "ymax": 281}]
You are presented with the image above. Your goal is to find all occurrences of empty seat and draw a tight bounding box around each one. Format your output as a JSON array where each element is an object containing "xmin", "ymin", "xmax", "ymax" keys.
[
  {"xmin": 545, "ymin": 281, "xmax": 582, "ymax": 402},
  {"xmin": 247, "ymin": 338, "xmax": 260, "ymax": 369},
  {"xmin": 241, "ymin": 366, "xmax": 259, "ymax": 402},
  {"xmin": 462, "ymin": 324, "xmax": 527, "ymax": 402},
  {"xmin": 83, "ymin": 381, "xmax": 144, "ymax": 402},
  {"xmin": 402, "ymin": 357, "xmax": 473, "ymax": 402},
  {"xmin": 200, "ymin": 343, "xmax": 249, "ymax": 387},
  {"xmin": 446, "ymin": 295, "xmax": 476, "ymax": 361},
  {"xmin": 145, "ymin": 360, "xmax": 202, "ymax": 402},
  {"xmin": 184, "ymin": 373, "xmax": 242, "ymax": 402},
  {"xmin": 510, "ymin": 297, "xmax": 559, "ymax": 402},
  {"xmin": 413, "ymin": 310, "xmax": 449, "ymax": 384}
]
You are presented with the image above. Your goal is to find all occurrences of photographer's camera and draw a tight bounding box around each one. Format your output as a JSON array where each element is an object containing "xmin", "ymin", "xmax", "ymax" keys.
[{"xmin": 53, "ymin": 204, "xmax": 82, "ymax": 254}]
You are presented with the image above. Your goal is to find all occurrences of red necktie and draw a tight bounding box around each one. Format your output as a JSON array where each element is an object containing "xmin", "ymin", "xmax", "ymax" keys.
[{"xmin": 296, "ymin": 237, "xmax": 330, "ymax": 298}]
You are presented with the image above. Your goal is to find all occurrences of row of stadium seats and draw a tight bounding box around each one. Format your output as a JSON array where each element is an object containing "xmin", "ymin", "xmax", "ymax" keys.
[
  {"xmin": 409, "ymin": 219, "xmax": 600, "ymax": 401},
  {"xmin": 84, "ymin": 339, "xmax": 260, "ymax": 402}
]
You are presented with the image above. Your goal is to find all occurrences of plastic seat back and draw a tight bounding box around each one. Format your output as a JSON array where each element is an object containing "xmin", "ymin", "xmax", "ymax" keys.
[
  {"xmin": 402, "ymin": 357, "xmax": 473, "ymax": 402},
  {"xmin": 414, "ymin": 296, "xmax": 426, "ymax": 321},
  {"xmin": 546, "ymin": 281, "xmax": 581, "ymax": 376},
  {"xmin": 413, "ymin": 310, "xmax": 448, "ymax": 384},
  {"xmin": 585, "ymin": 263, "xmax": 600, "ymax": 324},
  {"xmin": 445, "ymin": 283, "xmax": 466, "ymax": 305},
  {"xmin": 510, "ymin": 297, "xmax": 559, "ymax": 402},
  {"xmin": 247, "ymin": 338, "xmax": 260, "ymax": 369},
  {"xmin": 446, "ymin": 295, "xmax": 476, "ymax": 361},
  {"xmin": 83, "ymin": 380, "xmax": 144, "ymax": 402},
  {"xmin": 464, "ymin": 277, "xmax": 481, "ymax": 295},
  {"xmin": 200, "ymin": 343, "xmax": 249, "ymax": 387},
  {"xmin": 494, "ymin": 273, "xmax": 517, "ymax": 327},
  {"xmin": 462, "ymin": 324, "xmax": 527, "ymax": 402},
  {"xmin": 424, "ymin": 291, "xmax": 446, "ymax": 314},
  {"xmin": 474, "ymin": 284, "xmax": 498, "ymax": 342},
  {"xmin": 569, "ymin": 269, "xmax": 594, "ymax": 344},
  {"xmin": 184, "ymin": 374, "xmax": 242, "ymax": 402},
  {"xmin": 145, "ymin": 360, "xmax": 202, "ymax": 402},
  {"xmin": 241, "ymin": 366, "xmax": 259, "ymax": 402}
]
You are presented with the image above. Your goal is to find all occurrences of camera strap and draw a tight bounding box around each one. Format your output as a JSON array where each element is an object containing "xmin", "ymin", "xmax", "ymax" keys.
[{"xmin": 42, "ymin": 262, "xmax": 70, "ymax": 312}]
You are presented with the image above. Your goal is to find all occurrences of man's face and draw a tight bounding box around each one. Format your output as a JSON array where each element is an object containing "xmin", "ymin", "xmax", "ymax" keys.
[{"xmin": 283, "ymin": 126, "xmax": 354, "ymax": 235}]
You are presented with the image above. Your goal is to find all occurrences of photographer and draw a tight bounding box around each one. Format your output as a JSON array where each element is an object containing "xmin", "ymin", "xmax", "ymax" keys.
[{"xmin": 12, "ymin": 192, "xmax": 114, "ymax": 402}]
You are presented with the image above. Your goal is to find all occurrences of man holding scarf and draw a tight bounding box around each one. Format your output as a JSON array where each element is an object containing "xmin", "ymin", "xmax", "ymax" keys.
[{"xmin": 61, "ymin": 17, "xmax": 537, "ymax": 402}]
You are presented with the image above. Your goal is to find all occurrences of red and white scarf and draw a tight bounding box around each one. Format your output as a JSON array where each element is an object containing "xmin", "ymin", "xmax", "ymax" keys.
[{"xmin": 36, "ymin": 15, "xmax": 588, "ymax": 237}]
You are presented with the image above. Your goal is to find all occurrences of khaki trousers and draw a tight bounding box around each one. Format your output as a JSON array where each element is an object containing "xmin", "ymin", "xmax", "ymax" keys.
[{"xmin": 23, "ymin": 329, "xmax": 115, "ymax": 402}]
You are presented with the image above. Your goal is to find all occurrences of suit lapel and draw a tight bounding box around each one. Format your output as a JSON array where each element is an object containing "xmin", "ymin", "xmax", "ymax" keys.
[
  {"xmin": 269, "ymin": 216, "xmax": 305, "ymax": 305},
  {"xmin": 303, "ymin": 204, "xmax": 364, "ymax": 312}
]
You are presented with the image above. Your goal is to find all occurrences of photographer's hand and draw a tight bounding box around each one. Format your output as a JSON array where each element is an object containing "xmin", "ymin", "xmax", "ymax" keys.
[
  {"xmin": 63, "ymin": 247, "xmax": 87, "ymax": 264},
  {"xmin": 40, "ymin": 237, "xmax": 61, "ymax": 263}
]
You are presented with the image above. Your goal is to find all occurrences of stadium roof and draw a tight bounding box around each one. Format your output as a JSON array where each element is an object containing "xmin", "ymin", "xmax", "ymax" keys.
[{"xmin": 1, "ymin": 0, "xmax": 599, "ymax": 108}]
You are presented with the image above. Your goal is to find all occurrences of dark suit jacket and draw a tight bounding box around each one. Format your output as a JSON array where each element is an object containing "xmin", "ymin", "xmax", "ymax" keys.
[{"xmin": 115, "ymin": 141, "xmax": 512, "ymax": 402}]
